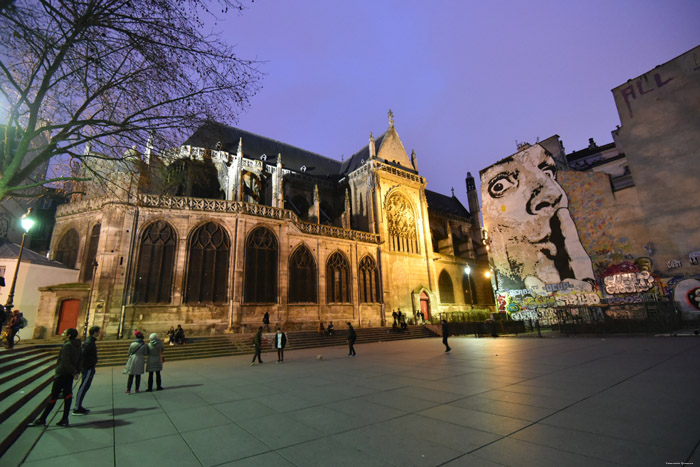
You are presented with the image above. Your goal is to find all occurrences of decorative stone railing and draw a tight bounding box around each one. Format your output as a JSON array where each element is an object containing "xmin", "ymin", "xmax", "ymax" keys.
[{"xmin": 56, "ymin": 194, "xmax": 380, "ymax": 243}]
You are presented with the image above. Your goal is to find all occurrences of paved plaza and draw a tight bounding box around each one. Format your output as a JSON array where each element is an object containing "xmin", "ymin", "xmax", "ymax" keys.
[{"xmin": 11, "ymin": 335, "xmax": 700, "ymax": 467}]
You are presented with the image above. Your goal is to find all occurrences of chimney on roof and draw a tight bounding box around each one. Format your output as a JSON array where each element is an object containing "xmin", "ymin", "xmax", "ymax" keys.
[{"xmin": 588, "ymin": 138, "xmax": 598, "ymax": 149}]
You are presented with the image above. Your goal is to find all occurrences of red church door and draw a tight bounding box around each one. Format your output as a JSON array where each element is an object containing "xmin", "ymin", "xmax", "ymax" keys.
[
  {"xmin": 57, "ymin": 299, "xmax": 80, "ymax": 335},
  {"xmin": 420, "ymin": 292, "xmax": 431, "ymax": 320}
]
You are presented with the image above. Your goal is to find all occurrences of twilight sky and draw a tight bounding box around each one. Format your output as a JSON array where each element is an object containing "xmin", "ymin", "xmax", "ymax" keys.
[{"xmin": 217, "ymin": 0, "xmax": 699, "ymax": 208}]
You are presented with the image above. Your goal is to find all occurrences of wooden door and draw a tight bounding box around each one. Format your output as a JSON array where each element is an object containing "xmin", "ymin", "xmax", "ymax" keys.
[
  {"xmin": 57, "ymin": 299, "xmax": 80, "ymax": 335},
  {"xmin": 420, "ymin": 291, "xmax": 431, "ymax": 320}
]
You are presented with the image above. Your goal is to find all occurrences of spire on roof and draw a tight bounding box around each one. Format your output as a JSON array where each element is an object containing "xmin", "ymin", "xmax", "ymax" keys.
[
  {"xmin": 237, "ymin": 137, "xmax": 243, "ymax": 158},
  {"xmin": 451, "ymin": 187, "xmax": 455, "ymax": 197},
  {"xmin": 388, "ymin": 109, "xmax": 394, "ymax": 128},
  {"xmin": 369, "ymin": 132, "xmax": 376, "ymax": 158}
]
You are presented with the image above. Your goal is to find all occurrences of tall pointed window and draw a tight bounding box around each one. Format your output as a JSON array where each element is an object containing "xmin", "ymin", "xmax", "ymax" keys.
[
  {"xmin": 385, "ymin": 191, "xmax": 418, "ymax": 254},
  {"xmin": 288, "ymin": 245, "xmax": 317, "ymax": 303},
  {"xmin": 438, "ymin": 270, "xmax": 455, "ymax": 303},
  {"xmin": 133, "ymin": 221, "xmax": 176, "ymax": 303},
  {"xmin": 326, "ymin": 251, "xmax": 351, "ymax": 303},
  {"xmin": 83, "ymin": 224, "xmax": 101, "ymax": 281},
  {"xmin": 358, "ymin": 255, "xmax": 380, "ymax": 303},
  {"xmin": 244, "ymin": 227, "xmax": 278, "ymax": 303},
  {"xmin": 185, "ymin": 222, "xmax": 230, "ymax": 303},
  {"xmin": 55, "ymin": 229, "xmax": 79, "ymax": 268}
]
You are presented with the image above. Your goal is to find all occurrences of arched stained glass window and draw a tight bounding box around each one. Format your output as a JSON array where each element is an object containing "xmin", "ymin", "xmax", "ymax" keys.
[
  {"xmin": 358, "ymin": 255, "xmax": 380, "ymax": 303},
  {"xmin": 438, "ymin": 270, "xmax": 455, "ymax": 303},
  {"xmin": 83, "ymin": 224, "xmax": 101, "ymax": 281},
  {"xmin": 133, "ymin": 221, "xmax": 176, "ymax": 303},
  {"xmin": 385, "ymin": 191, "xmax": 418, "ymax": 254},
  {"xmin": 185, "ymin": 222, "xmax": 230, "ymax": 303},
  {"xmin": 326, "ymin": 251, "xmax": 351, "ymax": 303},
  {"xmin": 288, "ymin": 245, "xmax": 317, "ymax": 303},
  {"xmin": 244, "ymin": 227, "xmax": 278, "ymax": 303},
  {"xmin": 55, "ymin": 229, "xmax": 79, "ymax": 268}
]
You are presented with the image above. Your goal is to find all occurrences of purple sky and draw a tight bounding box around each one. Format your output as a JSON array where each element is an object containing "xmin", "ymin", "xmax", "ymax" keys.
[{"xmin": 218, "ymin": 0, "xmax": 699, "ymax": 208}]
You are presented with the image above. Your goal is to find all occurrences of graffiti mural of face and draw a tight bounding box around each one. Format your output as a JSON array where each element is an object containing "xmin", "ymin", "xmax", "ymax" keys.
[{"xmin": 481, "ymin": 145, "xmax": 594, "ymax": 291}]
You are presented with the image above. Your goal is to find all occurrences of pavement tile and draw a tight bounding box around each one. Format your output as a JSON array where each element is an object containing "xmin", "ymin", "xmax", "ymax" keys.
[
  {"xmin": 511, "ymin": 422, "xmax": 678, "ymax": 466},
  {"xmin": 278, "ymin": 436, "xmax": 393, "ymax": 466},
  {"xmin": 376, "ymin": 414, "xmax": 501, "ymax": 453},
  {"xmin": 21, "ymin": 446, "xmax": 115, "ymax": 467},
  {"xmin": 214, "ymin": 398, "xmax": 279, "ymax": 422},
  {"xmin": 449, "ymin": 395, "xmax": 557, "ymax": 421},
  {"xmin": 440, "ymin": 453, "xmax": 506, "ymax": 466},
  {"xmin": 248, "ymin": 391, "xmax": 319, "ymax": 413},
  {"xmin": 286, "ymin": 405, "xmax": 371, "ymax": 434},
  {"xmin": 332, "ymin": 424, "xmax": 464, "ymax": 466},
  {"xmin": 477, "ymin": 388, "xmax": 576, "ymax": 410},
  {"xmin": 236, "ymin": 412, "xmax": 325, "ymax": 449},
  {"xmin": 115, "ymin": 433, "xmax": 200, "ymax": 467},
  {"xmin": 468, "ymin": 437, "xmax": 620, "ymax": 467},
  {"xmin": 217, "ymin": 451, "xmax": 296, "ymax": 467},
  {"xmin": 358, "ymin": 390, "xmax": 440, "ymax": 413},
  {"xmin": 418, "ymin": 403, "xmax": 531, "ymax": 436},
  {"xmin": 167, "ymin": 404, "xmax": 233, "ymax": 433},
  {"xmin": 326, "ymin": 398, "xmax": 408, "ymax": 424},
  {"xmin": 114, "ymin": 411, "xmax": 177, "ymax": 444},
  {"xmin": 181, "ymin": 423, "xmax": 270, "ymax": 466},
  {"xmin": 24, "ymin": 420, "xmax": 115, "ymax": 462}
]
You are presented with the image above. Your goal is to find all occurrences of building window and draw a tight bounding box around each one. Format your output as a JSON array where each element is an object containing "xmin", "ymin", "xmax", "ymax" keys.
[
  {"xmin": 185, "ymin": 222, "xmax": 230, "ymax": 303},
  {"xmin": 83, "ymin": 224, "xmax": 101, "ymax": 282},
  {"xmin": 439, "ymin": 270, "xmax": 455, "ymax": 303},
  {"xmin": 358, "ymin": 255, "xmax": 380, "ymax": 303},
  {"xmin": 288, "ymin": 245, "xmax": 317, "ymax": 303},
  {"xmin": 326, "ymin": 251, "xmax": 351, "ymax": 303},
  {"xmin": 385, "ymin": 191, "xmax": 418, "ymax": 254},
  {"xmin": 133, "ymin": 221, "xmax": 176, "ymax": 303},
  {"xmin": 55, "ymin": 229, "xmax": 79, "ymax": 268},
  {"xmin": 244, "ymin": 226, "xmax": 278, "ymax": 303}
]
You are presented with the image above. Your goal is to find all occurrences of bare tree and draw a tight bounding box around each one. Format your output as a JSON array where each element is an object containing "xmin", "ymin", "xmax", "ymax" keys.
[{"xmin": 0, "ymin": 0, "xmax": 260, "ymax": 201}]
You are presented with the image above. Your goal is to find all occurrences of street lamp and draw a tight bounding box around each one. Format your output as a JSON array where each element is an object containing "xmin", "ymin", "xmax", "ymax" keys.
[
  {"xmin": 464, "ymin": 265, "xmax": 474, "ymax": 304},
  {"xmin": 4, "ymin": 208, "xmax": 35, "ymax": 312}
]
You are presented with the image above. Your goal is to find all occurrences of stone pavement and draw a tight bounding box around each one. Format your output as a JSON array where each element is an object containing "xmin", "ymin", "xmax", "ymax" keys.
[{"xmin": 11, "ymin": 336, "xmax": 700, "ymax": 467}]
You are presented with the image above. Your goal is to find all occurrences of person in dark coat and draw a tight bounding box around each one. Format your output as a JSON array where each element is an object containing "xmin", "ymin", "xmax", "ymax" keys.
[
  {"xmin": 174, "ymin": 324, "xmax": 186, "ymax": 345},
  {"xmin": 251, "ymin": 327, "xmax": 263, "ymax": 365},
  {"xmin": 274, "ymin": 327, "xmax": 287, "ymax": 363},
  {"xmin": 73, "ymin": 326, "xmax": 100, "ymax": 415},
  {"xmin": 32, "ymin": 328, "xmax": 81, "ymax": 427},
  {"xmin": 263, "ymin": 312, "xmax": 270, "ymax": 332},
  {"xmin": 441, "ymin": 319, "xmax": 451, "ymax": 352},
  {"xmin": 145, "ymin": 332, "xmax": 164, "ymax": 391},
  {"xmin": 326, "ymin": 321, "xmax": 334, "ymax": 336},
  {"xmin": 6, "ymin": 308, "xmax": 23, "ymax": 349},
  {"xmin": 346, "ymin": 322, "xmax": 357, "ymax": 357}
]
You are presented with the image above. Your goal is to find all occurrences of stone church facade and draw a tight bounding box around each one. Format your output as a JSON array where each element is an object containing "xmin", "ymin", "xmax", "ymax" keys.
[{"xmin": 35, "ymin": 113, "xmax": 493, "ymax": 339}]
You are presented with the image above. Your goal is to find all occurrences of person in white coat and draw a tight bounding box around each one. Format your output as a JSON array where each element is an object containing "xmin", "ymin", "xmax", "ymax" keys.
[
  {"xmin": 125, "ymin": 331, "xmax": 147, "ymax": 394},
  {"xmin": 146, "ymin": 332, "xmax": 164, "ymax": 391}
]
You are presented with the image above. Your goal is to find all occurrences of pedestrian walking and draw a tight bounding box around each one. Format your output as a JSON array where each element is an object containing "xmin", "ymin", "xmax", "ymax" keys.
[
  {"xmin": 274, "ymin": 327, "xmax": 287, "ymax": 362},
  {"xmin": 441, "ymin": 319, "xmax": 451, "ymax": 352},
  {"xmin": 392, "ymin": 309, "xmax": 398, "ymax": 325},
  {"xmin": 263, "ymin": 311, "xmax": 270, "ymax": 331},
  {"xmin": 251, "ymin": 326, "xmax": 263, "ymax": 365},
  {"xmin": 73, "ymin": 326, "xmax": 100, "ymax": 415},
  {"xmin": 32, "ymin": 328, "xmax": 81, "ymax": 427},
  {"xmin": 146, "ymin": 332, "xmax": 164, "ymax": 391},
  {"xmin": 124, "ymin": 331, "xmax": 147, "ymax": 394},
  {"xmin": 347, "ymin": 322, "xmax": 357, "ymax": 356}
]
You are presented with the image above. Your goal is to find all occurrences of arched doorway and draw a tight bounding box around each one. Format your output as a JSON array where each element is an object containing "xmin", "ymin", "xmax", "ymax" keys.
[
  {"xmin": 57, "ymin": 299, "xmax": 80, "ymax": 335},
  {"xmin": 420, "ymin": 291, "xmax": 431, "ymax": 320}
]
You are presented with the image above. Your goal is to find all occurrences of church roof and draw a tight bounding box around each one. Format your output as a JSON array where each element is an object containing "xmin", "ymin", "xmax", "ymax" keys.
[
  {"xmin": 0, "ymin": 238, "xmax": 69, "ymax": 268},
  {"xmin": 184, "ymin": 121, "xmax": 343, "ymax": 178},
  {"xmin": 424, "ymin": 190, "xmax": 470, "ymax": 219},
  {"xmin": 340, "ymin": 133, "xmax": 386, "ymax": 174}
]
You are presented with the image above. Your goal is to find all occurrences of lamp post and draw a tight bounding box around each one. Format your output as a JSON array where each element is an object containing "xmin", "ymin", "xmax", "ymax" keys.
[
  {"xmin": 464, "ymin": 265, "xmax": 474, "ymax": 305},
  {"xmin": 4, "ymin": 209, "xmax": 35, "ymax": 312}
]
